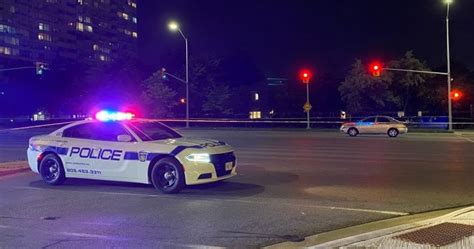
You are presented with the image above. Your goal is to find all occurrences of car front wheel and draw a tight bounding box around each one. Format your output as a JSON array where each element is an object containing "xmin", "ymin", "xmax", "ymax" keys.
[
  {"xmin": 348, "ymin": 128, "xmax": 359, "ymax": 137},
  {"xmin": 151, "ymin": 157, "xmax": 185, "ymax": 194},
  {"xmin": 388, "ymin": 128, "xmax": 399, "ymax": 137},
  {"xmin": 39, "ymin": 154, "xmax": 66, "ymax": 185}
]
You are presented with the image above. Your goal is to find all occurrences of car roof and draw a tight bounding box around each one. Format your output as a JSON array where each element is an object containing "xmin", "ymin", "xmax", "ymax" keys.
[{"xmin": 50, "ymin": 118, "xmax": 161, "ymax": 135}]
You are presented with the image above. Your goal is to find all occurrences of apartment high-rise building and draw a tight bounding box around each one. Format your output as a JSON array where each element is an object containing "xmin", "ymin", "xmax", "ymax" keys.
[{"xmin": 0, "ymin": 0, "xmax": 138, "ymax": 68}]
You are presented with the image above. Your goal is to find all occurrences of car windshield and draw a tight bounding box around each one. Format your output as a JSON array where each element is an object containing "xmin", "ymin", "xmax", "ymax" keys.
[{"xmin": 127, "ymin": 121, "xmax": 182, "ymax": 141}]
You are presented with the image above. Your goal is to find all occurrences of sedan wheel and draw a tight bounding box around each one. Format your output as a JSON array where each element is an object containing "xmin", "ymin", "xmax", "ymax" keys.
[
  {"xmin": 388, "ymin": 128, "xmax": 399, "ymax": 138},
  {"xmin": 348, "ymin": 128, "xmax": 359, "ymax": 137}
]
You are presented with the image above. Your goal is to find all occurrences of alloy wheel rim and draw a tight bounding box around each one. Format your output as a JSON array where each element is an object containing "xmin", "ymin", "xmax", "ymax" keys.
[
  {"xmin": 158, "ymin": 164, "xmax": 177, "ymax": 189},
  {"xmin": 43, "ymin": 159, "xmax": 59, "ymax": 181}
]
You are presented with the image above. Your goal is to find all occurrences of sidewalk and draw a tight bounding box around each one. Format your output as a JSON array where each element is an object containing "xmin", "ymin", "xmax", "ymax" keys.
[{"xmin": 267, "ymin": 206, "xmax": 474, "ymax": 249}]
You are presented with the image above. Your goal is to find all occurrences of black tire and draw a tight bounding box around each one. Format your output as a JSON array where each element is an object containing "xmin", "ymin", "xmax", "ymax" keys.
[
  {"xmin": 388, "ymin": 128, "xmax": 399, "ymax": 138},
  {"xmin": 348, "ymin": 127, "xmax": 359, "ymax": 137},
  {"xmin": 151, "ymin": 157, "xmax": 185, "ymax": 194},
  {"xmin": 39, "ymin": 154, "xmax": 66, "ymax": 185}
]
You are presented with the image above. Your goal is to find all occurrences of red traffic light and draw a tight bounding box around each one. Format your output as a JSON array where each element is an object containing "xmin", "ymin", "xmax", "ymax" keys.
[
  {"xmin": 180, "ymin": 98, "xmax": 186, "ymax": 104},
  {"xmin": 451, "ymin": 90, "xmax": 462, "ymax": 101},
  {"xmin": 299, "ymin": 69, "xmax": 312, "ymax": 83},
  {"xmin": 369, "ymin": 62, "xmax": 382, "ymax": 77}
]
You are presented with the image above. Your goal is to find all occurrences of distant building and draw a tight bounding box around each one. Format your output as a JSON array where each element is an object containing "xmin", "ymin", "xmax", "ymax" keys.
[
  {"xmin": 266, "ymin": 77, "xmax": 288, "ymax": 87},
  {"xmin": 0, "ymin": 0, "xmax": 138, "ymax": 68}
]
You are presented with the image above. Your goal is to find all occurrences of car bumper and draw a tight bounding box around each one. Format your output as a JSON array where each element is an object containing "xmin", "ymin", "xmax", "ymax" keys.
[
  {"xmin": 340, "ymin": 127, "xmax": 349, "ymax": 133},
  {"xmin": 399, "ymin": 127, "xmax": 408, "ymax": 134},
  {"xmin": 26, "ymin": 149, "xmax": 40, "ymax": 173},
  {"xmin": 183, "ymin": 152, "xmax": 237, "ymax": 185}
]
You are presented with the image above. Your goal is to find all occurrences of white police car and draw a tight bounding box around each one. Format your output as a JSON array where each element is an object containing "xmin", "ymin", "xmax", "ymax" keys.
[{"xmin": 27, "ymin": 111, "xmax": 237, "ymax": 193}]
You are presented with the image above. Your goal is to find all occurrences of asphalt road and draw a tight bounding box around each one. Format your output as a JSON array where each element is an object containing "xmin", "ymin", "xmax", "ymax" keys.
[{"xmin": 0, "ymin": 128, "xmax": 473, "ymax": 248}]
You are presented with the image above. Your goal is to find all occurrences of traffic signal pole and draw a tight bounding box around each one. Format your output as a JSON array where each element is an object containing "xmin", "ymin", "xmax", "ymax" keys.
[{"xmin": 306, "ymin": 82, "xmax": 310, "ymax": 129}]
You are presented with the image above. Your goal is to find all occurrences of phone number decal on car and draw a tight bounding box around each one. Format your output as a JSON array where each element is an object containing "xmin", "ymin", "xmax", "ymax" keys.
[{"xmin": 66, "ymin": 168, "xmax": 102, "ymax": 175}]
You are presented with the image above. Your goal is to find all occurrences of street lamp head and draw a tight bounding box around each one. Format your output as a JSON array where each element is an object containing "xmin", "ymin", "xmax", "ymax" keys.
[
  {"xmin": 168, "ymin": 21, "xmax": 179, "ymax": 31},
  {"xmin": 444, "ymin": 0, "xmax": 453, "ymax": 4}
]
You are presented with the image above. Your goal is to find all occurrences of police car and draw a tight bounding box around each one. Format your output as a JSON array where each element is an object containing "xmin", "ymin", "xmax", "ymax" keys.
[
  {"xmin": 340, "ymin": 115, "xmax": 408, "ymax": 137},
  {"xmin": 27, "ymin": 111, "xmax": 237, "ymax": 193}
]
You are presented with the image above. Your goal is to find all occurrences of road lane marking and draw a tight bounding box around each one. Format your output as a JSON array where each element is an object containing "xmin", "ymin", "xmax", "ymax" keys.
[
  {"xmin": 59, "ymin": 232, "xmax": 114, "ymax": 239},
  {"xmin": 0, "ymin": 222, "xmax": 225, "ymax": 248},
  {"xmin": 458, "ymin": 136, "xmax": 474, "ymax": 143},
  {"xmin": 14, "ymin": 186, "xmax": 408, "ymax": 216}
]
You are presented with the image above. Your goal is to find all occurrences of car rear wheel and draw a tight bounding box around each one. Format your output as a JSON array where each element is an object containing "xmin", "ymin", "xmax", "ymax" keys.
[
  {"xmin": 39, "ymin": 154, "xmax": 66, "ymax": 185},
  {"xmin": 151, "ymin": 157, "xmax": 185, "ymax": 194},
  {"xmin": 348, "ymin": 128, "xmax": 359, "ymax": 137},
  {"xmin": 388, "ymin": 128, "xmax": 399, "ymax": 137}
]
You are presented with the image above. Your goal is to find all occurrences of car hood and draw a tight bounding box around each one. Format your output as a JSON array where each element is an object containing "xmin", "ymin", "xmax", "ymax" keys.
[{"xmin": 150, "ymin": 137, "xmax": 227, "ymax": 148}]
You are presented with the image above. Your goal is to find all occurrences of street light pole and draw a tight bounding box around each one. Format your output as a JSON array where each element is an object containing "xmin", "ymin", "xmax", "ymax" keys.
[
  {"xmin": 169, "ymin": 22, "xmax": 190, "ymax": 128},
  {"xmin": 182, "ymin": 30, "xmax": 189, "ymax": 128},
  {"xmin": 446, "ymin": 1, "xmax": 453, "ymax": 131}
]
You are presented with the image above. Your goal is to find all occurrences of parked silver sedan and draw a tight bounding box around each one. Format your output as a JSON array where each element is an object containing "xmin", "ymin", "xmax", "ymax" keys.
[{"xmin": 340, "ymin": 116, "xmax": 408, "ymax": 137}]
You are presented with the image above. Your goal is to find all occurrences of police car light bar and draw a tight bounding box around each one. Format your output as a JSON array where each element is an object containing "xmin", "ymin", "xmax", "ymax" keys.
[{"xmin": 95, "ymin": 111, "xmax": 135, "ymax": 121}]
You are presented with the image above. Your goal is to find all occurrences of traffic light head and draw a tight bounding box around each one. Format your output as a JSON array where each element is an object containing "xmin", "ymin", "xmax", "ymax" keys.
[
  {"xmin": 369, "ymin": 62, "xmax": 382, "ymax": 77},
  {"xmin": 159, "ymin": 68, "xmax": 167, "ymax": 80},
  {"xmin": 451, "ymin": 90, "xmax": 462, "ymax": 101},
  {"xmin": 180, "ymin": 98, "xmax": 186, "ymax": 104},
  {"xmin": 299, "ymin": 69, "xmax": 312, "ymax": 84}
]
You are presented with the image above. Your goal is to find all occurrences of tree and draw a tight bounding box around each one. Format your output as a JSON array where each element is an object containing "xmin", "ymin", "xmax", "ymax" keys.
[
  {"xmin": 188, "ymin": 55, "xmax": 235, "ymax": 116},
  {"xmin": 202, "ymin": 80, "xmax": 233, "ymax": 116},
  {"xmin": 141, "ymin": 71, "xmax": 178, "ymax": 118},
  {"xmin": 338, "ymin": 60, "xmax": 393, "ymax": 114},
  {"xmin": 388, "ymin": 51, "xmax": 433, "ymax": 113}
]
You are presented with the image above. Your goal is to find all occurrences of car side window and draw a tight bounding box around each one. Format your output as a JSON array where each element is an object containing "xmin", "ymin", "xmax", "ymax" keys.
[
  {"xmin": 62, "ymin": 123, "xmax": 95, "ymax": 139},
  {"xmin": 377, "ymin": 117, "xmax": 390, "ymax": 123},
  {"xmin": 360, "ymin": 117, "xmax": 376, "ymax": 123},
  {"xmin": 63, "ymin": 122, "xmax": 133, "ymax": 142},
  {"xmin": 90, "ymin": 122, "xmax": 133, "ymax": 142}
]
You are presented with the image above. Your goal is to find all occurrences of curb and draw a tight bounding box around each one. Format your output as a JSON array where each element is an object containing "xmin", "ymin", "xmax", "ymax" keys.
[
  {"xmin": 265, "ymin": 206, "xmax": 473, "ymax": 249},
  {"xmin": 0, "ymin": 161, "xmax": 30, "ymax": 177},
  {"xmin": 313, "ymin": 206, "xmax": 474, "ymax": 248}
]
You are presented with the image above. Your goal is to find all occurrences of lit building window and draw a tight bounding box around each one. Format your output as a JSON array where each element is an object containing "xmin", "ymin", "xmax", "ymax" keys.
[
  {"xmin": 124, "ymin": 29, "xmax": 131, "ymax": 35},
  {"xmin": 128, "ymin": 0, "xmax": 137, "ymax": 8},
  {"xmin": 38, "ymin": 33, "xmax": 52, "ymax": 41},
  {"xmin": 249, "ymin": 111, "xmax": 262, "ymax": 119},
  {"xmin": 117, "ymin": 12, "xmax": 129, "ymax": 20},
  {"xmin": 76, "ymin": 22, "xmax": 84, "ymax": 31},
  {"xmin": 39, "ymin": 23, "xmax": 50, "ymax": 31},
  {"xmin": 132, "ymin": 17, "xmax": 137, "ymax": 23},
  {"xmin": 132, "ymin": 32, "xmax": 138, "ymax": 38},
  {"xmin": 0, "ymin": 24, "xmax": 15, "ymax": 34},
  {"xmin": 84, "ymin": 17, "xmax": 91, "ymax": 23},
  {"xmin": 78, "ymin": 0, "xmax": 84, "ymax": 5},
  {"xmin": 86, "ymin": 25, "xmax": 93, "ymax": 32},
  {"xmin": 254, "ymin": 93, "xmax": 259, "ymax": 101},
  {"xmin": 0, "ymin": 46, "xmax": 12, "ymax": 55},
  {"xmin": 93, "ymin": 44, "xmax": 99, "ymax": 50},
  {"xmin": 99, "ymin": 55, "xmax": 109, "ymax": 61}
]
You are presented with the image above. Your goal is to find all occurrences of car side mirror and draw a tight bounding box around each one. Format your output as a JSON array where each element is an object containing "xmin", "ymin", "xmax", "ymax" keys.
[{"xmin": 117, "ymin": 134, "xmax": 132, "ymax": 142}]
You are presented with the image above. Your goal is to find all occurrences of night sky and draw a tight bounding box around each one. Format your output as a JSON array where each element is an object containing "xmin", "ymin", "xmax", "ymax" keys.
[{"xmin": 137, "ymin": 0, "xmax": 474, "ymax": 79}]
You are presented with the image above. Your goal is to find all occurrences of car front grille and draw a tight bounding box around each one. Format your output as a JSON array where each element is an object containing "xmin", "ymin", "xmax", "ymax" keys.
[{"xmin": 210, "ymin": 152, "xmax": 236, "ymax": 177}]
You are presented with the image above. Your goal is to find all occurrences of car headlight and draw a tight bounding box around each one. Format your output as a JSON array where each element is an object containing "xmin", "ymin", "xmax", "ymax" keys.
[{"xmin": 185, "ymin": 153, "xmax": 211, "ymax": 163}]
